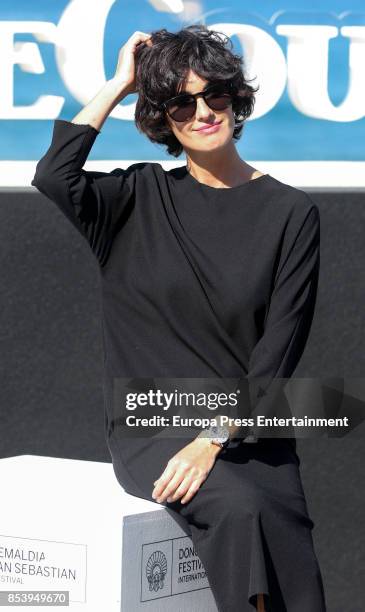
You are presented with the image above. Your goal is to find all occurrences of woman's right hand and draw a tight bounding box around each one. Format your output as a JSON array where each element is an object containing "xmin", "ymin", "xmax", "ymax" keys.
[{"xmin": 112, "ymin": 31, "xmax": 153, "ymax": 96}]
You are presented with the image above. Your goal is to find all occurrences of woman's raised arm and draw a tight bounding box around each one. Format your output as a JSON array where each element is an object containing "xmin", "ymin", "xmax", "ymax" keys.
[
  {"xmin": 70, "ymin": 31, "xmax": 153, "ymax": 131},
  {"xmin": 31, "ymin": 32, "xmax": 153, "ymax": 267}
]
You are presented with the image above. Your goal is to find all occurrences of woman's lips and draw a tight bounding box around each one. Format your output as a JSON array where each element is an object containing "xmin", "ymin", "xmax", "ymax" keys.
[{"xmin": 195, "ymin": 122, "xmax": 222, "ymax": 134}]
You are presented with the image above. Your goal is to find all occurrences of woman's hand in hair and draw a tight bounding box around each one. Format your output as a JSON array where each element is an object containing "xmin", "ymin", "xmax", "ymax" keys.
[
  {"xmin": 111, "ymin": 31, "xmax": 153, "ymax": 96},
  {"xmin": 151, "ymin": 437, "xmax": 221, "ymax": 506}
]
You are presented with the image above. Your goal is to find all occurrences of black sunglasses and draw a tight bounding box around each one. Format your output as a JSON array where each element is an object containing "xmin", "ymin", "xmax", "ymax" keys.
[{"xmin": 160, "ymin": 82, "xmax": 235, "ymax": 122}]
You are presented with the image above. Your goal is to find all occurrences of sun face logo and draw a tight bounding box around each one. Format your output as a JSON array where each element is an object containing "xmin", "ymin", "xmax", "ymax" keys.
[{"xmin": 145, "ymin": 550, "xmax": 168, "ymax": 592}]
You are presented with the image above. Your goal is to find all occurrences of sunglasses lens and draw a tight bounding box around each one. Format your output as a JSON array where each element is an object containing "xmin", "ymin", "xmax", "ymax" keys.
[
  {"xmin": 206, "ymin": 90, "xmax": 232, "ymax": 111},
  {"xmin": 167, "ymin": 97, "xmax": 196, "ymax": 122}
]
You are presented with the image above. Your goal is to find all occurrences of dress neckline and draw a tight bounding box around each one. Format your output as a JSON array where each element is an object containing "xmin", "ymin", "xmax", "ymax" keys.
[{"xmin": 183, "ymin": 166, "xmax": 270, "ymax": 192}]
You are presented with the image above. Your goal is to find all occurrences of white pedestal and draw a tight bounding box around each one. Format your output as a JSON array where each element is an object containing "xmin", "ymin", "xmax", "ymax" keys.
[{"xmin": 0, "ymin": 455, "xmax": 160, "ymax": 611}]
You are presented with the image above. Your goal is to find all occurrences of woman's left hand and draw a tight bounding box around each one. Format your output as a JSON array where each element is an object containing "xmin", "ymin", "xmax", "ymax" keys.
[{"xmin": 152, "ymin": 437, "xmax": 221, "ymax": 505}]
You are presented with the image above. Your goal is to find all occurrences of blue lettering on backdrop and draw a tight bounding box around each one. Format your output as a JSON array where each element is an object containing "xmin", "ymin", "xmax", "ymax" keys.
[{"xmin": 0, "ymin": 0, "xmax": 364, "ymax": 162}]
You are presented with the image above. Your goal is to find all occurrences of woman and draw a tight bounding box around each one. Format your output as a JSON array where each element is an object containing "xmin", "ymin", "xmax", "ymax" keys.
[{"xmin": 31, "ymin": 25, "xmax": 326, "ymax": 612}]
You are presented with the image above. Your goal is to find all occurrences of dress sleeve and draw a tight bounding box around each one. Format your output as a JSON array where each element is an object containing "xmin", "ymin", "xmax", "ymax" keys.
[
  {"xmin": 31, "ymin": 119, "xmax": 137, "ymax": 267},
  {"xmin": 235, "ymin": 198, "xmax": 321, "ymax": 442}
]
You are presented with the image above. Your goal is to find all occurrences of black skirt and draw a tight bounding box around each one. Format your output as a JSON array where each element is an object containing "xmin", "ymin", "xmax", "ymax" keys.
[{"xmin": 107, "ymin": 432, "xmax": 327, "ymax": 612}]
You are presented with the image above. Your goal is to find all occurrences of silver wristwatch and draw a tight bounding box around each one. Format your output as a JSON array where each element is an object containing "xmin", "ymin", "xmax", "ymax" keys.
[{"xmin": 203, "ymin": 424, "xmax": 230, "ymax": 449}]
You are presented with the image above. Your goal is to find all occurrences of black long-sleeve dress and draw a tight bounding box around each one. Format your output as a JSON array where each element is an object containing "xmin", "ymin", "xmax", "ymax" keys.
[{"xmin": 31, "ymin": 119, "xmax": 327, "ymax": 612}]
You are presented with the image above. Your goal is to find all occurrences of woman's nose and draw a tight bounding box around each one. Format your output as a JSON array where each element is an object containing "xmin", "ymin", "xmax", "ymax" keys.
[{"xmin": 195, "ymin": 96, "xmax": 215, "ymax": 120}]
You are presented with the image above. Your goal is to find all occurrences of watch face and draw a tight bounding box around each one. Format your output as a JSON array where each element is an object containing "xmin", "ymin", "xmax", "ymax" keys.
[{"xmin": 210, "ymin": 425, "xmax": 230, "ymax": 443}]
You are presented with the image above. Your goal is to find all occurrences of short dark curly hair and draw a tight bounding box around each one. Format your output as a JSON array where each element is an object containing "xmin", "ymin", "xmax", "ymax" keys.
[{"xmin": 134, "ymin": 25, "xmax": 259, "ymax": 158}]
